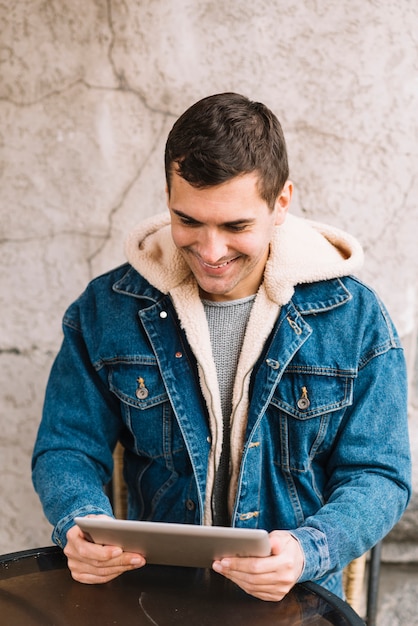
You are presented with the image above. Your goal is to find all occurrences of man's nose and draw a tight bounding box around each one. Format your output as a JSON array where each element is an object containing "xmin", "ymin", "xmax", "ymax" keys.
[{"xmin": 198, "ymin": 229, "xmax": 228, "ymax": 264}]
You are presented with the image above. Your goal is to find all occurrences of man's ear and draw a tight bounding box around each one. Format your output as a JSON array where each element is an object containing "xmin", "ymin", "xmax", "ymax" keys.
[{"xmin": 274, "ymin": 180, "xmax": 293, "ymax": 225}]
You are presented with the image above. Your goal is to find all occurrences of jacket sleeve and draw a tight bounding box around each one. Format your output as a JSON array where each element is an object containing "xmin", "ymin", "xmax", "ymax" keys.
[
  {"xmin": 292, "ymin": 341, "xmax": 411, "ymax": 582},
  {"xmin": 32, "ymin": 304, "xmax": 120, "ymax": 548}
]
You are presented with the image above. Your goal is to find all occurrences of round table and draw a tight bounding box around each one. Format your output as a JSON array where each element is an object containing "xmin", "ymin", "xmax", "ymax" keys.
[{"xmin": 0, "ymin": 546, "xmax": 365, "ymax": 625}]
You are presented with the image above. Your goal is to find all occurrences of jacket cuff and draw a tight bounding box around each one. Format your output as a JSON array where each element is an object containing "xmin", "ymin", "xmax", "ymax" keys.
[
  {"xmin": 52, "ymin": 504, "xmax": 114, "ymax": 548},
  {"xmin": 289, "ymin": 526, "xmax": 331, "ymax": 582}
]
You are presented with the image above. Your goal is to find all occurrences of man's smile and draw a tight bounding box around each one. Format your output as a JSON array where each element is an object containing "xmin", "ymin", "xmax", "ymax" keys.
[{"xmin": 199, "ymin": 256, "xmax": 240, "ymax": 271}]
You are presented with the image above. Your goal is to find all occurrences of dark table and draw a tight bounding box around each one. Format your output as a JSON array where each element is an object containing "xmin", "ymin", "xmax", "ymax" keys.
[{"xmin": 0, "ymin": 546, "xmax": 365, "ymax": 625}]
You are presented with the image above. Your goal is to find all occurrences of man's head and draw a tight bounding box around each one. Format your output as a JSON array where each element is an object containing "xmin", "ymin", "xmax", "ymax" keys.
[
  {"xmin": 165, "ymin": 92, "xmax": 289, "ymax": 210},
  {"xmin": 165, "ymin": 93, "xmax": 292, "ymax": 301}
]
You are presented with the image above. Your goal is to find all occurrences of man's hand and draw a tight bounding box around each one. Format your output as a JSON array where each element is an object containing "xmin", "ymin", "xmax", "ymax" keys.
[
  {"xmin": 64, "ymin": 515, "xmax": 146, "ymax": 584},
  {"xmin": 212, "ymin": 530, "xmax": 304, "ymax": 601}
]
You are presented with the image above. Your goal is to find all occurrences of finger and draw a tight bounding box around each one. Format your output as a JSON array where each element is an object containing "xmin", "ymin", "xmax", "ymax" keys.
[
  {"xmin": 68, "ymin": 560, "xmax": 142, "ymax": 584},
  {"xmin": 213, "ymin": 560, "xmax": 280, "ymax": 589},
  {"xmin": 73, "ymin": 550, "xmax": 145, "ymax": 569},
  {"xmin": 218, "ymin": 570, "xmax": 289, "ymax": 602},
  {"xmin": 67, "ymin": 551, "xmax": 146, "ymax": 584},
  {"xmin": 217, "ymin": 569, "xmax": 290, "ymax": 602},
  {"xmin": 213, "ymin": 555, "xmax": 277, "ymax": 576}
]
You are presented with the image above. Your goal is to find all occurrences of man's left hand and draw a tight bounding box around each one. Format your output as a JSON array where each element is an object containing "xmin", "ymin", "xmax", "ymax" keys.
[{"xmin": 212, "ymin": 530, "xmax": 304, "ymax": 601}]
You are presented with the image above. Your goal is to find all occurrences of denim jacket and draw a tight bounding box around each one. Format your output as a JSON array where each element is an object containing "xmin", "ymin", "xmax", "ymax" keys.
[{"xmin": 32, "ymin": 214, "xmax": 411, "ymax": 596}]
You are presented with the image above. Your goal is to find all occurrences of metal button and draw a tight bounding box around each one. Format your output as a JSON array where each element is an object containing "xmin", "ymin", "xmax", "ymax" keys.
[
  {"xmin": 186, "ymin": 499, "xmax": 195, "ymax": 511},
  {"xmin": 175, "ymin": 351, "xmax": 183, "ymax": 358},
  {"xmin": 297, "ymin": 386, "xmax": 310, "ymax": 410},
  {"xmin": 287, "ymin": 316, "xmax": 302, "ymax": 335},
  {"xmin": 266, "ymin": 358, "xmax": 280, "ymax": 370},
  {"xmin": 239, "ymin": 511, "xmax": 259, "ymax": 521},
  {"xmin": 136, "ymin": 377, "xmax": 149, "ymax": 399},
  {"xmin": 160, "ymin": 311, "xmax": 168, "ymax": 319}
]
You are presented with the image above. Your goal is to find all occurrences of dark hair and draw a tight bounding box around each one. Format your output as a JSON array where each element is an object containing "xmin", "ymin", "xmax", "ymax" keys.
[{"xmin": 165, "ymin": 92, "xmax": 289, "ymax": 209}]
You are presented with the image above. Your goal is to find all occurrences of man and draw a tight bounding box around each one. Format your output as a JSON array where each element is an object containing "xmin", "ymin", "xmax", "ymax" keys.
[{"xmin": 32, "ymin": 92, "xmax": 411, "ymax": 601}]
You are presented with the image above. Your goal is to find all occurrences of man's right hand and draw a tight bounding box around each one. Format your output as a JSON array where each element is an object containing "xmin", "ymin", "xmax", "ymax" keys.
[{"xmin": 64, "ymin": 515, "xmax": 146, "ymax": 584}]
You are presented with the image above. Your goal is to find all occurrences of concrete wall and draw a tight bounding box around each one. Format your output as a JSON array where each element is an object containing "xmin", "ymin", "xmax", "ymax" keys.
[{"xmin": 1, "ymin": 0, "xmax": 417, "ymax": 555}]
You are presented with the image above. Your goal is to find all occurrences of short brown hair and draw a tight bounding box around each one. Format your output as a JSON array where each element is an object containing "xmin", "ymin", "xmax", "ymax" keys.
[{"xmin": 165, "ymin": 93, "xmax": 289, "ymax": 210}]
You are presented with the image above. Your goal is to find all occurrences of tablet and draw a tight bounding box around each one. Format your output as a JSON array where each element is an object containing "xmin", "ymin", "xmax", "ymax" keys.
[{"xmin": 74, "ymin": 517, "xmax": 271, "ymax": 568}]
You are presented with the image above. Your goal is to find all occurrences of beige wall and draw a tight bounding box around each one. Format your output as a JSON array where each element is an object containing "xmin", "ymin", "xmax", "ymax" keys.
[{"xmin": 1, "ymin": 0, "xmax": 417, "ymax": 554}]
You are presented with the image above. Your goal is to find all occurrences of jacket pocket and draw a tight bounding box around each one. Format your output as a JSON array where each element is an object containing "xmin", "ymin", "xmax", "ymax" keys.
[
  {"xmin": 269, "ymin": 368, "xmax": 355, "ymax": 472},
  {"xmin": 107, "ymin": 359, "xmax": 187, "ymax": 468}
]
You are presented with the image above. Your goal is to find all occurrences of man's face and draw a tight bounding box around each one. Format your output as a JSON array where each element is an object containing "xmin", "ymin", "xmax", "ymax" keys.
[{"xmin": 167, "ymin": 171, "xmax": 291, "ymax": 301}]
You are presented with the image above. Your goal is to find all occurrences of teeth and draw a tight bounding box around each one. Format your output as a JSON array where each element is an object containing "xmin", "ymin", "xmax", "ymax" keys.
[{"xmin": 203, "ymin": 260, "xmax": 230, "ymax": 269}]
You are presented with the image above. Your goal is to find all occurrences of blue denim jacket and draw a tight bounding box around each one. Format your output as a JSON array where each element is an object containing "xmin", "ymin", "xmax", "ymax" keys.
[{"xmin": 32, "ymin": 263, "xmax": 411, "ymax": 596}]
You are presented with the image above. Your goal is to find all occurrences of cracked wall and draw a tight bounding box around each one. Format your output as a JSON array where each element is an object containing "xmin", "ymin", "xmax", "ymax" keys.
[{"xmin": 1, "ymin": 0, "xmax": 417, "ymax": 553}]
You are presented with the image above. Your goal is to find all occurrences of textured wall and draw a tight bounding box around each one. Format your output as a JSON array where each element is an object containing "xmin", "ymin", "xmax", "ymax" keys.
[{"xmin": 1, "ymin": 0, "xmax": 417, "ymax": 554}]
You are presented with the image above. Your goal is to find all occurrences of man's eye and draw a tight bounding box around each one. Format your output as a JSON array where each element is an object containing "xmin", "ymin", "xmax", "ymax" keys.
[
  {"xmin": 179, "ymin": 217, "xmax": 199, "ymax": 226},
  {"xmin": 226, "ymin": 224, "xmax": 248, "ymax": 232}
]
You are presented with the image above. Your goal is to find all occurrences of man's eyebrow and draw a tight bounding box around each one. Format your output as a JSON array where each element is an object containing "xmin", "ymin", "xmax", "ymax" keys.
[
  {"xmin": 172, "ymin": 209, "xmax": 202, "ymax": 224},
  {"xmin": 172, "ymin": 209, "xmax": 255, "ymax": 227}
]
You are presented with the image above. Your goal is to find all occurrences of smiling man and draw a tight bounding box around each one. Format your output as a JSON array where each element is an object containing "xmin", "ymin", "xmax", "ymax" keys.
[
  {"xmin": 168, "ymin": 171, "xmax": 291, "ymax": 301},
  {"xmin": 32, "ymin": 93, "xmax": 411, "ymax": 602}
]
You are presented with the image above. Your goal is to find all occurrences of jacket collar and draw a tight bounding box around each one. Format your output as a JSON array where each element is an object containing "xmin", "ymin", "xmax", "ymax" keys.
[
  {"xmin": 113, "ymin": 264, "xmax": 352, "ymax": 315},
  {"xmin": 290, "ymin": 277, "xmax": 353, "ymax": 314},
  {"xmin": 124, "ymin": 211, "xmax": 364, "ymax": 308}
]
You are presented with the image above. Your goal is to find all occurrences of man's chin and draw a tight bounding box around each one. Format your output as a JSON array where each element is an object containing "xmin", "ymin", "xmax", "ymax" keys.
[{"xmin": 197, "ymin": 280, "xmax": 241, "ymax": 302}]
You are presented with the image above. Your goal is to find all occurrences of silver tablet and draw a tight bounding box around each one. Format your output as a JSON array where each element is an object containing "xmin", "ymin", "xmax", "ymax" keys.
[{"xmin": 74, "ymin": 517, "xmax": 271, "ymax": 568}]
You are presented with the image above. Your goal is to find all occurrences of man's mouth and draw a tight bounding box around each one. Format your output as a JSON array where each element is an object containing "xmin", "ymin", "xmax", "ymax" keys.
[
  {"xmin": 201, "ymin": 259, "xmax": 234, "ymax": 269},
  {"xmin": 198, "ymin": 255, "xmax": 241, "ymax": 272}
]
